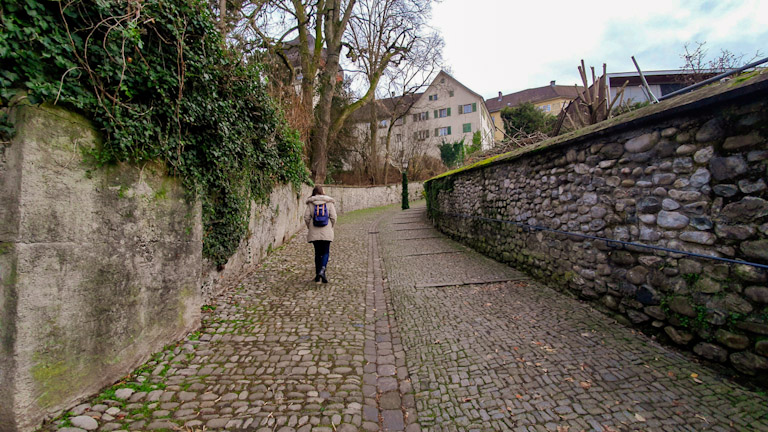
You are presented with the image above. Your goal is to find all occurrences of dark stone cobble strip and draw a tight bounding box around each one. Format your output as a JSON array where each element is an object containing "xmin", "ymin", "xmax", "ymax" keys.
[{"xmin": 363, "ymin": 216, "xmax": 419, "ymax": 431}]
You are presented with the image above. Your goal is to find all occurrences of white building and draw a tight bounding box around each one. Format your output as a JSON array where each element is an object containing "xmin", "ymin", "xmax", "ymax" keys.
[{"xmin": 348, "ymin": 71, "xmax": 495, "ymax": 164}]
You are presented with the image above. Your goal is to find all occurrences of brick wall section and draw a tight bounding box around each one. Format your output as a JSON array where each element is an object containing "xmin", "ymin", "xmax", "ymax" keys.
[{"xmin": 425, "ymin": 72, "xmax": 768, "ymax": 382}]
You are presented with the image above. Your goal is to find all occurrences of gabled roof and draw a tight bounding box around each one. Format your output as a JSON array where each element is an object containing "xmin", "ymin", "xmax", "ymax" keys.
[
  {"xmin": 430, "ymin": 70, "xmax": 486, "ymax": 103},
  {"xmin": 283, "ymin": 34, "xmax": 327, "ymax": 67},
  {"xmin": 485, "ymin": 84, "xmax": 583, "ymax": 113},
  {"xmin": 347, "ymin": 93, "xmax": 423, "ymax": 123},
  {"xmin": 346, "ymin": 70, "xmax": 488, "ymax": 123}
]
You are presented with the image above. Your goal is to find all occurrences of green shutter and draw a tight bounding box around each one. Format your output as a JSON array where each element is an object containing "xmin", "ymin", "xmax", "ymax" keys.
[
  {"xmin": 433, "ymin": 110, "xmax": 438, "ymax": 118},
  {"xmin": 447, "ymin": 107, "xmax": 451, "ymax": 116},
  {"xmin": 458, "ymin": 104, "xmax": 462, "ymax": 114},
  {"xmin": 434, "ymin": 128, "xmax": 438, "ymax": 137},
  {"xmin": 402, "ymin": 116, "xmax": 406, "ymax": 124},
  {"xmin": 426, "ymin": 111, "xmax": 429, "ymax": 119},
  {"xmin": 447, "ymin": 126, "xmax": 452, "ymax": 135},
  {"xmin": 463, "ymin": 123, "xmax": 471, "ymax": 133},
  {"xmin": 472, "ymin": 103, "xmax": 477, "ymax": 112}
]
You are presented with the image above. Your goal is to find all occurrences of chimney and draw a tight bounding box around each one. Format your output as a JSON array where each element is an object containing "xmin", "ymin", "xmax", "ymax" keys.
[
  {"xmin": 497, "ymin": 91, "xmax": 502, "ymax": 101},
  {"xmin": 550, "ymin": 80, "xmax": 556, "ymax": 86}
]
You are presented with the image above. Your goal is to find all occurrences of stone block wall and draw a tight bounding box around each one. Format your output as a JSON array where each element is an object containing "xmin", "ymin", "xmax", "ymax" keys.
[
  {"xmin": 426, "ymin": 73, "xmax": 768, "ymax": 382},
  {"xmin": 0, "ymin": 104, "xmax": 202, "ymax": 430}
]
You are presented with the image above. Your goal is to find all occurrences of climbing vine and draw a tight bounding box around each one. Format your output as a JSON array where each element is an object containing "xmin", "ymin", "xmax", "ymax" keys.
[{"xmin": 0, "ymin": 0, "xmax": 310, "ymax": 265}]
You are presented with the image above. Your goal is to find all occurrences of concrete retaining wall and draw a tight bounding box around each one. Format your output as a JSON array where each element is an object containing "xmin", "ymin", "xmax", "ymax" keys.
[
  {"xmin": 425, "ymin": 72, "xmax": 768, "ymax": 382},
  {"xmin": 0, "ymin": 102, "xmax": 426, "ymax": 429},
  {"xmin": 200, "ymin": 184, "xmax": 312, "ymax": 303},
  {"xmin": 324, "ymin": 182, "xmax": 424, "ymax": 214},
  {"xmin": 0, "ymin": 104, "xmax": 202, "ymax": 431},
  {"xmin": 201, "ymin": 182, "xmax": 424, "ymax": 302}
]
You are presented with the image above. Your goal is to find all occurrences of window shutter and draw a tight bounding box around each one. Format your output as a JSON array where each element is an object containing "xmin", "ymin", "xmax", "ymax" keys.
[
  {"xmin": 402, "ymin": 116, "xmax": 406, "ymax": 124},
  {"xmin": 434, "ymin": 128, "xmax": 438, "ymax": 137},
  {"xmin": 448, "ymin": 126, "xmax": 452, "ymax": 135},
  {"xmin": 447, "ymin": 107, "xmax": 451, "ymax": 116},
  {"xmin": 433, "ymin": 110, "xmax": 438, "ymax": 118},
  {"xmin": 472, "ymin": 103, "xmax": 477, "ymax": 112},
  {"xmin": 426, "ymin": 111, "xmax": 429, "ymax": 119},
  {"xmin": 458, "ymin": 105, "xmax": 462, "ymax": 115},
  {"xmin": 412, "ymin": 114, "xmax": 417, "ymax": 122}
]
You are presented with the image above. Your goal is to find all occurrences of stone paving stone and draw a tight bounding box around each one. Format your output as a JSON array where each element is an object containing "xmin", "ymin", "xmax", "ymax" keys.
[
  {"xmin": 43, "ymin": 201, "xmax": 768, "ymax": 431},
  {"xmin": 44, "ymin": 207, "xmax": 382, "ymax": 431},
  {"xmin": 379, "ymin": 203, "xmax": 768, "ymax": 431}
]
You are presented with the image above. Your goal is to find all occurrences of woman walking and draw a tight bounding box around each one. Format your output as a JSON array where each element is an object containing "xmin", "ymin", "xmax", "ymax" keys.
[{"xmin": 304, "ymin": 186, "xmax": 337, "ymax": 283}]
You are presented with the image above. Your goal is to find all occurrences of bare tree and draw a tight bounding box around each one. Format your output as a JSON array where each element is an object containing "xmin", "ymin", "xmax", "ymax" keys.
[
  {"xmin": 679, "ymin": 41, "xmax": 763, "ymax": 85},
  {"xmin": 379, "ymin": 34, "xmax": 443, "ymax": 182},
  {"xmin": 332, "ymin": 0, "xmax": 434, "ymax": 182},
  {"xmin": 210, "ymin": 0, "xmax": 440, "ymax": 183}
]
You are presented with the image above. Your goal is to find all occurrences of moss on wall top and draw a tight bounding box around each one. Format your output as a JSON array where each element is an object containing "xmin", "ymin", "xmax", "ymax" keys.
[{"xmin": 427, "ymin": 70, "xmax": 768, "ymax": 184}]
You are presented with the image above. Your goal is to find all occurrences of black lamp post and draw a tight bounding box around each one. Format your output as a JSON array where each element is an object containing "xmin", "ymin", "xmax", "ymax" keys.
[{"xmin": 401, "ymin": 159, "xmax": 410, "ymax": 210}]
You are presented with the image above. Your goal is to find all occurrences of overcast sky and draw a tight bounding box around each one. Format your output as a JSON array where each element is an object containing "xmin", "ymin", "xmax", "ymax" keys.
[{"xmin": 429, "ymin": 0, "xmax": 768, "ymax": 99}]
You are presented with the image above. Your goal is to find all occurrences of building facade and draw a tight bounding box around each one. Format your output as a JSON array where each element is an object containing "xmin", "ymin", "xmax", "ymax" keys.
[
  {"xmin": 485, "ymin": 81, "xmax": 582, "ymax": 142},
  {"xmin": 349, "ymin": 71, "xmax": 495, "ymax": 165},
  {"xmin": 605, "ymin": 69, "xmax": 732, "ymax": 104}
]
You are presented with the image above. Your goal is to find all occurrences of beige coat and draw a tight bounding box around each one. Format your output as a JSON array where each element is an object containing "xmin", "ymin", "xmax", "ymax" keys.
[{"xmin": 304, "ymin": 195, "xmax": 337, "ymax": 242}]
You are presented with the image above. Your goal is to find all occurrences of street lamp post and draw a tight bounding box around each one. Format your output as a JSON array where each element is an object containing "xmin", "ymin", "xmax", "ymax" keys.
[{"xmin": 401, "ymin": 159, "xmax": 409, "ymax": 210}]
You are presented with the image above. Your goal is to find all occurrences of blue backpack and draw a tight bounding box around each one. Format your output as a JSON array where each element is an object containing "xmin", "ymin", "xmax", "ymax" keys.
[{"xmin": 313, "ymin": 203, "xmax": 329, "ymax": 227}]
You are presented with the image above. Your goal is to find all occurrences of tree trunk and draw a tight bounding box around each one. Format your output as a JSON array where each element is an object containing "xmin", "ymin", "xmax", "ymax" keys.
[
  {"xmin": 368, "ymin": 97, "xmax": 378, "ymax": 184},
  {"xmin": 218, "ymin": 0, "xmax": 227, "ymax": 36},
  {"xmin": 383, "ymin": 123, "xmax": 394, "ymax": 184},
  {"xmin": 309, "ymin": 0, "xmax": 355, "ymax": 183}
]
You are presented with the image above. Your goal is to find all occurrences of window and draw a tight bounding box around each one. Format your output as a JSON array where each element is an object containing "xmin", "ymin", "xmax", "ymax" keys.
[
  {"xmin": 412, "ymin": 111, "xmax": 429, "ymax": 122},
  {"xmin": 463, "ymin": 123, "xmax": 471, "ymax": 133},
  {"xmin": 394, "ymin": 117, "xmax": 404, "ymax": 126},
  {"xmin": 459, "ymin": 103, "xmax": 477, "ymax": 114},
  {"xmin": 449, "ymin": 90, "xmax": 454, "ymax": 97},
  {"xmin": 428, "ymin": 94, "xmax": 438, "ymax": 101},
  {"xmin": 413, "ymin": 130, "xmax": 429, "ymax": 141},
  {"xmin": 395, "ymin": 134, "xmax": 402, "ymax": 142},
  {"xmin": 378, "ymin": 119, "xmax": 389, "ymax": 128},
  {"xmin": 434, "ymin": 108, "xmax": 451, "ymax": 118},
  {"xmin": 538, "ymin": 104, "xmax": 551, "ymax": 112},
  {"xmin": 435, "ymin": 126, "xmax": 451, "ymax": 137}
]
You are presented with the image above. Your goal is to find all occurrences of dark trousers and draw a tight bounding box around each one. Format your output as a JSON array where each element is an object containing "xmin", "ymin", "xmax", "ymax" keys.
[{"xmin": 312, "ymin": 241, "xmax": 331, "ymax": 274}]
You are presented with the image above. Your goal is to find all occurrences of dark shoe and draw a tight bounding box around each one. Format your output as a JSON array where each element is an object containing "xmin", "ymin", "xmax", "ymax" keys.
[
  {"xmin": 314, "ymin": 274, "xmax": 321, "ymax": 282},
  {"xmin": 319, "ymin": 266, "xmax": 328, "ymax": 284},
  {"xmin": 321, "ymin": 274, "xmax": 328, "ymax": 283}
]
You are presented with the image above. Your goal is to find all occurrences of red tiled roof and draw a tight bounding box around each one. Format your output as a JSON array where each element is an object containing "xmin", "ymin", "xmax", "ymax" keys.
[
  {"xmin": 485, "ymin": 85, "xmax": 583, "ymax": 113},
  {"xmin": 347, "ymin": 93, "xmax": 424, "ymax": 123}
]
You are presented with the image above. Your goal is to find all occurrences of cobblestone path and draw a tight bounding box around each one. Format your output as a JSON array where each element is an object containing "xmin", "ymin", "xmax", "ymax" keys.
[
  {"xmin": 49, "ymin": 203, "xmax": 768, "ymax": 432},
  {"xmin": 379, "ymin": 203, "xmax": 768, "ymax": 432}
]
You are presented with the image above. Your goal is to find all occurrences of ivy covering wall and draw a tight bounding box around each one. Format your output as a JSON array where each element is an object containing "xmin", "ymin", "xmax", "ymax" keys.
[{"xmin": 0, "ymin": 0, "xmax": 310, "ymax": 265}]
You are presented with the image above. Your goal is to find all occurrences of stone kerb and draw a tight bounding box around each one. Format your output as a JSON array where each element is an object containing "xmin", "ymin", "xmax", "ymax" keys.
[{"xmin": 424, "ymin": 72, "xmax": 768, "ymax": 382}]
